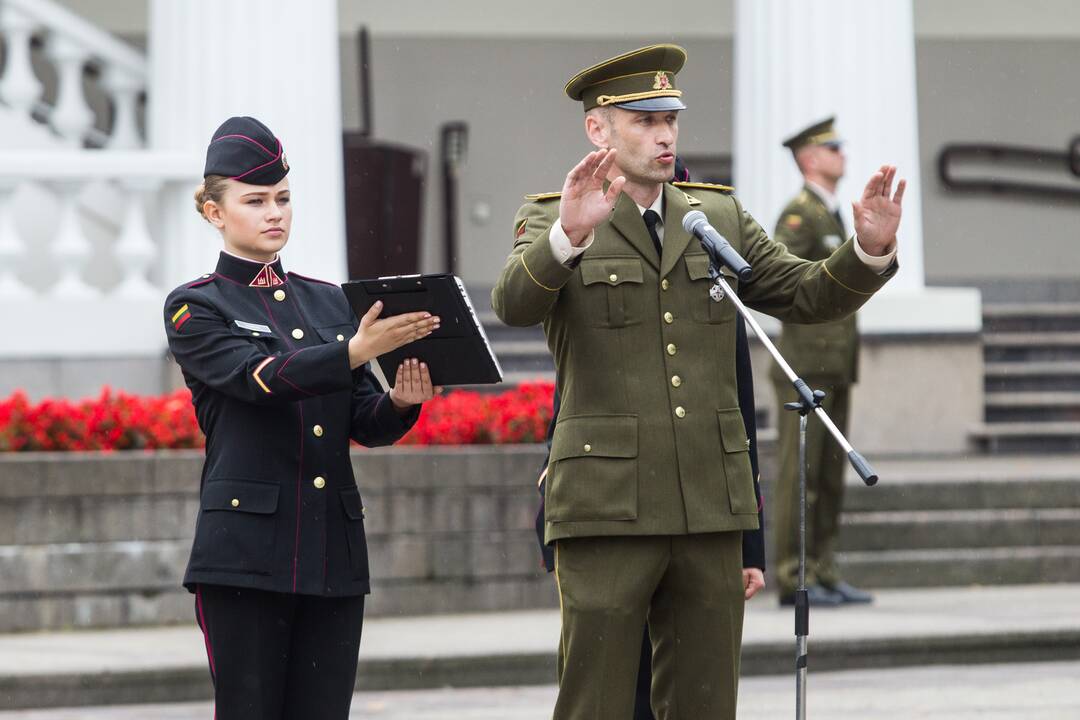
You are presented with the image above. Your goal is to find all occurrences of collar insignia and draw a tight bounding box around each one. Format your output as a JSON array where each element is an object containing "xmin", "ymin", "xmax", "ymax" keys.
[{"xmin": 250, "ymin": 264, "xmax": 284, "ymax": 288}]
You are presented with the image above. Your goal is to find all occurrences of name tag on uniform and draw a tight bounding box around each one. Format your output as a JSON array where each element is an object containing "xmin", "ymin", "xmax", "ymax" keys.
[
  {"xmin": 824, "ymin": 234, "xmax": 842, "ymax": 251},
  {"xmin": 234, "ymin": 319, "xmax": 273, "ymax": 334}
]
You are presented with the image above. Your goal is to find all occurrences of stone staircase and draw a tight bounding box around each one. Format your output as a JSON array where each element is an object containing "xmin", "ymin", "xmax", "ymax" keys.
[
  {"xmin": 834, "ymin": 455, "xmax": 1080, "ymax": 588},
  {"xmin": 974, "ymin": 302, "xmax": 1080, "ymax": 452}
]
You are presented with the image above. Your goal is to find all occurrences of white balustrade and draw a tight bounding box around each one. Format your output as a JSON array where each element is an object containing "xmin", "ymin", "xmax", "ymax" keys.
[
  {"xmin": 0, "ymin": 4, "xmax": 41, "ymax": 117},
  {"xmin": 112, "ymin": 178, "xmax": 161, "ymax": 298},
  {"xmin": 0, "ymin": 0, "xmax": 148, "ymax": 149},
  {"xmin": 0, "ymin": 150, "xmax": 204, "ymax": 356},
  {"xmin": 0, "ymin": 180, "xmax": 31, "ymax": 298},
  {"xmin": 101, "ymin": 66, "xmax": 144, "ymax": 150},
  {"xmin": 48, "ymin": 179, "xmax": 98, "ymax": 297}
]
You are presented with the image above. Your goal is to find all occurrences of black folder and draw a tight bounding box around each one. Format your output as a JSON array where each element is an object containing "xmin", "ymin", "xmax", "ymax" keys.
[{"xmin": 341, "ymin": 274, "xmax": 503, "ymax": 386}]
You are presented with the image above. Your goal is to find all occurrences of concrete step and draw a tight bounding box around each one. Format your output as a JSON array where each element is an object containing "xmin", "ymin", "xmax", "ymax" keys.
[
  {"xmin": 983, "ymin": 303, "xmax": 1080, "ymax": 333},
  {"xmin": 1, "ymin": 584, "xmax": 1078, "ymax": 711},
  {"xmin": 985, "ymin": 361, "xmax": 1080, "ymax": 392},
  {"xmin": 490, "ymin": 339, "xmax": 555, "ymax": 376},
  {"xmin": 837, "ymin": 508, "xmax": 1080, "ymax": 552},
  {"xmin": 984, "ymin": 391, "xmax": 1080, "ymax": 423},
  {"xmin": 840, "ymin": 546, "xmax": 1080, "ymax": 587},
  {"xmin": 970, "ymin": 422, "xmax": 1080, "ymax": 453},
  {"xmin": 983, "ymin": 331, "xmax": 1080, "ymax": 363}
]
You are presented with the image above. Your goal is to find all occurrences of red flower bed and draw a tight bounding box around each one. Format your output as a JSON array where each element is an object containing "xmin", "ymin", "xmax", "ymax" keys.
[
  {"xmin": 0, "ymin": 382, "xmax": 555, "ymax": 452},
  {"xmin": 0, "ymin": 388, "xmax": 203, "ymax": 452}
]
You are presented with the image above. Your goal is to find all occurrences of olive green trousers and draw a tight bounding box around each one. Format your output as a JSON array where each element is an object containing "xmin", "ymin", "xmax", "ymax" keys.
[
  {"xmin": 771, "ymin": 380, "xmax": 851, "ymax": 595},
  {"xmin": 553, "ymin": 532, "xmax": 744, "ymax": 720}
]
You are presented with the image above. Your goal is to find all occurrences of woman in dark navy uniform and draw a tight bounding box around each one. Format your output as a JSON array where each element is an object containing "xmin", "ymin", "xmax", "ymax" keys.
[{"xmin": 164, "ymin": 116, "xmax": 437, "ymax": 719}]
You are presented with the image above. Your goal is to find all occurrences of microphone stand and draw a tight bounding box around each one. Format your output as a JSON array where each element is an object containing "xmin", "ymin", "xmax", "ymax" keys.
[{"xmin": 703, "ymin": 260, "xmax": 878, "ymax": 720}]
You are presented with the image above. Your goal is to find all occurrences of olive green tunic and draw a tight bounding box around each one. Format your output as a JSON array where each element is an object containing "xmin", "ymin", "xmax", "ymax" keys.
[{"xmin": 492, "ymin": 182, "xmax": 893, "ymax": 545}]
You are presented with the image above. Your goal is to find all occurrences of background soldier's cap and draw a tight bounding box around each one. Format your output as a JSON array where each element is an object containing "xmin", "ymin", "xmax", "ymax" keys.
[
  {"xmin": 782, "ymin": 116, "xmax": 841, "ymax": 152},
  {"xmin": 565, "ymin": 44, "xmax": 687, "ymax": 112},
  {"xmin": 204, "ymin": 116, "xmax": 289, "ymax": 185}
]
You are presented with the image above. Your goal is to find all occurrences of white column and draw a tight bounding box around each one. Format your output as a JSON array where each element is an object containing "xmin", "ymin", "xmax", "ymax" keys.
[
  {"xmin": 734, "ymin": 0, "xmax": 925, "ymax": 292},
  {"xmin": 148, "ymin": 0, "xmax": 347, "ymax": 288}
]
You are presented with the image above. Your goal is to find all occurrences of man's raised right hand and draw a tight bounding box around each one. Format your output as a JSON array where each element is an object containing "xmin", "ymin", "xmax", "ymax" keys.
[{"xmin": 558, "ymin": 148, "xmax": 626, "ymax": 246}]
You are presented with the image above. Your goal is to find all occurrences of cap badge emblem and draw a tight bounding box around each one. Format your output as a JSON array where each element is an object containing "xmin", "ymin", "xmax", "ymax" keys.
[
  {"xmin": 653, "ymin": 72, "xmax": 671, "ymax": 90},
  {"xmin": 281, "ymin": 153, "xmax": 289, "ymax": 171}
]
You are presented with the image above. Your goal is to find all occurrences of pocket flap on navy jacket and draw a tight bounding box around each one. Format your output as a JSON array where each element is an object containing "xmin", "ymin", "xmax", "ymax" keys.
[
  {"xmin": 580, "ymin": 257, "xmax": 644, "ymax": 286},
  {"xmin": 339, "ymin": 487, "xmax": 365, "ymax": 520},
  {"xmin": 202, "ymin": 479, "xmax": 280, "ymax": 514},
  {"xmin": 550, "ymin": 414, "xmax": 639, "ymax": 462},
  {"xmin": 315, "ymin": 323, "xmax": 355, "ymax": 343},
  {"xmin": 717, "ymin": 408, "xmax": 750, "ymax": 454}
]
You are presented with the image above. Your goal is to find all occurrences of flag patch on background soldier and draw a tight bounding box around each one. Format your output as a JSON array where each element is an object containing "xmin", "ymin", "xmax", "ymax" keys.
[
  {"xmin": 784, "ymin": 214, "xmax": 803, "ymax": 229},
  {"xmin": 171, "ymin": 304, "xmax": 192, "ymax": 331}
]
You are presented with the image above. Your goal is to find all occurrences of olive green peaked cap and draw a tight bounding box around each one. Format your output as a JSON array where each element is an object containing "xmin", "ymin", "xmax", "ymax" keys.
[
  {"xmin": 565, "ymin": 44, "xmax": 688, "ymax": 112},
  {"xmin": 782, "ymin": 116, "xmax": 841, "ymax": 152}
]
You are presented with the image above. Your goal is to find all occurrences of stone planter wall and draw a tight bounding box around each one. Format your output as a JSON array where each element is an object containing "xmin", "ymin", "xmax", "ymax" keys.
[{"xmin": 0, "ymin": 441, "xmax": 786, "ymax": 633}]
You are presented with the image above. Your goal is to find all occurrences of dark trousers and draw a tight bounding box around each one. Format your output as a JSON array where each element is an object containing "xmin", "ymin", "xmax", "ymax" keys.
[{"xmin": 195, "ymin": 584, "xmax": 365, "ymax": 720}]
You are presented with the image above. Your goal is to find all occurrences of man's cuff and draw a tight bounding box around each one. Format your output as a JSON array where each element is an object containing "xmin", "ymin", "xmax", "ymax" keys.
[
  {"xmin": 853, "ymin": 234, "xmax": 897, "ymax": 275},
  {"xmin": 549, "ymin": 218, "xmax": 595, "ymax": 265}
]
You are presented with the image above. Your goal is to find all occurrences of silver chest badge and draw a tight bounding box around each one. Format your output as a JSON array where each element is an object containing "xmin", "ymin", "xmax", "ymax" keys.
[{"xmin": 710, "ymin": 281, "xmax": 725, "ymax": 303}]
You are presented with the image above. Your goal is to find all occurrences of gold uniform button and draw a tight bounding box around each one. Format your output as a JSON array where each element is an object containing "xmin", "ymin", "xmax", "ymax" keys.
[
  {"xmin": 671, "ymin": 375, "xmax": 682, "ymax": 387},
  {"xmin": 230, "ymin": 498, "xmax": 239, "ymax": 508},
  {"xmin": 609, "ymin": 274, "xmax": 618, "ymax": 283},
  {"xmin": 661, "ymin": 278, "xmax": 670, "ymax": 291},
  {"xmin": 313, "ymin": 425, "xmax": 324, "ymax": 437},
  {"xmin": 313, "ymin": 476, "xmax": 326, "ymax": 489},
  {"xmin": 675, "ymin": 406, "xmax": 686, "ymax": 418},
  {"xmin": 664, "ymin": 311, "xmax": 674, "ymax": 324},
  {"xmin": 336, "ymin": 334, "xmax": 345, "ymax": 341},
  {"xmin": 584, "ymin": 444, "xmax": 592, "ymax": 453},
  {"xmin": 273, "ymin": 289, "xmax": 286, "ymax": 302},
  {"xmin": 292, "ymin": 328, "xmax": 304, "ymax": 340},
  {"xmin": 667, "ymin": 343, "xmax": 677, "ymax": 356}
]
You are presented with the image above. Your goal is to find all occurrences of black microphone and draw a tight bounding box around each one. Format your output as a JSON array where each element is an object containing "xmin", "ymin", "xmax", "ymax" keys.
[{"xmin": 682, "ymin": 210, "xmax": 752, "ymax": 282}]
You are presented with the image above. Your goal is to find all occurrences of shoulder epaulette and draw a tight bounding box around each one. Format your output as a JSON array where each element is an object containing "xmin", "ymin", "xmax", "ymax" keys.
[
  {"xmin": 673, "ymin": 181, "xmax": 735, "ymax": 193},
  {"xmin": 523, "ymin": 191, "xmax": 562, "ymax": 202},
  {"xmin": 287, "ymin": 271, "xmax": 337, "ymax": 287},
  {"xmin": 186, "ymin": 274, "xmax": 216, "ymax": 289}
]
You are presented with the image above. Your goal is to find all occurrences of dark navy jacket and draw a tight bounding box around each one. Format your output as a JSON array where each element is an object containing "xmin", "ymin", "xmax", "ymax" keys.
[
  {"xmin": 165, "ymin": 252, "xmax": 417, "ymax": 597},
  {"xmin": 536, "ymin": 317, "xmax": 765, "ymax": 572}
]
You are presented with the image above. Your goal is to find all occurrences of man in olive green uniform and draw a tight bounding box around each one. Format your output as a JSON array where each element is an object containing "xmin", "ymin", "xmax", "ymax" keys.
[
  {"xmin": 771, "ymin": 118, "xmax": 875, "ymax": 607},
  {"xmin": 492, "ymin": 46, "xmax": 905, "ymax": 719}
]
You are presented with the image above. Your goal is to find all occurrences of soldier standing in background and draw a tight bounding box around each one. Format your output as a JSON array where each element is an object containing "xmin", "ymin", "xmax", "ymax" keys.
[{"xmin": 771, "ymin": 117, "xmax": 875, "ymax": 607}]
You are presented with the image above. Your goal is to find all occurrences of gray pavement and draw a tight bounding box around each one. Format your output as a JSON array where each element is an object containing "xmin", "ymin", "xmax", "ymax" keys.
[
  {"xmin": 0, "ymin": 661, "xmax": 1077, "ymax": 719},
  {"xmin": 4, "ymin": 583, "xmax": 1079, "ymax": 677}
]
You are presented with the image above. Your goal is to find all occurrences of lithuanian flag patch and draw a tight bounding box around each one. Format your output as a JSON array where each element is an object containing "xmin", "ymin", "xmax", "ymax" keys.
[{"xmin": 171, "ymin": 304, "xmax": 192, "ymax": 331}]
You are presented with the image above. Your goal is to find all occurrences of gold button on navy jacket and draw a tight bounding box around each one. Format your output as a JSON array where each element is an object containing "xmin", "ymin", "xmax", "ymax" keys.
[{"xmin": 165, "ymin": 252, "xmax": 417, "ymax": 597}]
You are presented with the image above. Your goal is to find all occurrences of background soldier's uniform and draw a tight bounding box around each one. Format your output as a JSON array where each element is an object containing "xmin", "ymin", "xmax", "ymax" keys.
[
  {"xmin": 770, "ymin": 186, "xmax": 858, "ymax": 600},
  {"xmin": 494, "ymin": 101, "xmax": 892, "ymax": 719}
]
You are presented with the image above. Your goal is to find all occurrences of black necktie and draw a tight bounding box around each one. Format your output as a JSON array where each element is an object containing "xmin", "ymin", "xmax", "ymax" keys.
[
  {"xmin": 832, "ymin": 209, "xmax": 846, "ymax": 236},
  {"xmin": 643, "ymin": 209, "xmax": 662, "ymax": 258}
]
